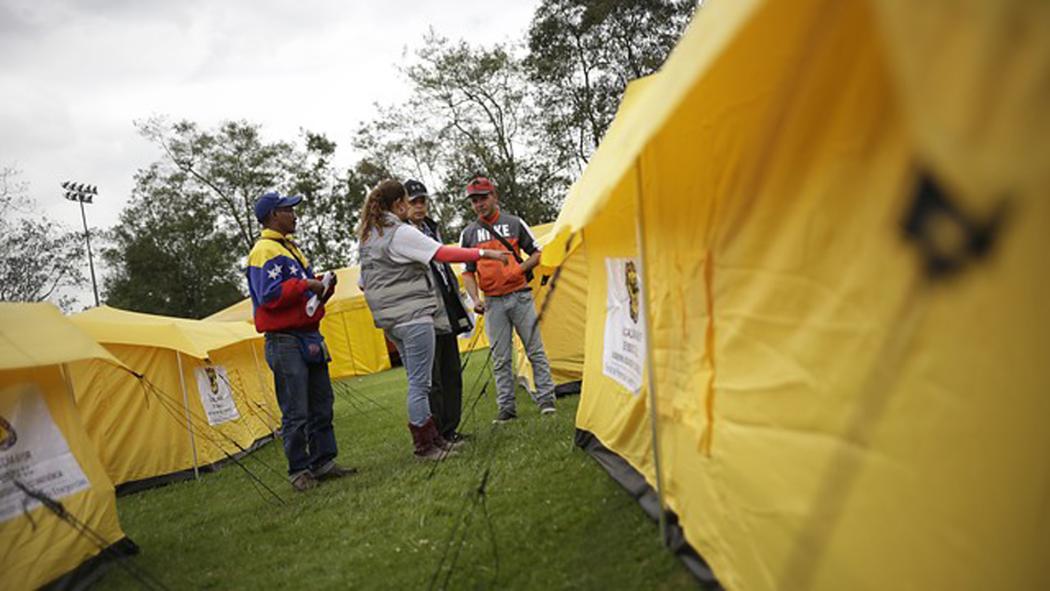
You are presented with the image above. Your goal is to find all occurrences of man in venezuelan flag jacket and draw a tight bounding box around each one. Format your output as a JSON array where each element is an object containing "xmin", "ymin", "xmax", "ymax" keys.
[{"xmin": 247, "ymin": 191, "xmax": 356, "ymax": 492}]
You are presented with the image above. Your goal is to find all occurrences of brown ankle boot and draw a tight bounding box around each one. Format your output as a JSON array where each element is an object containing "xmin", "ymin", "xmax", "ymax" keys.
[
  {"xmin": 426, "ymin": 419, "xmax": 465, "ymax": 452},
  {"xmin": 409, "ymin": 418, "xmax": 453, "ymax": 461}
]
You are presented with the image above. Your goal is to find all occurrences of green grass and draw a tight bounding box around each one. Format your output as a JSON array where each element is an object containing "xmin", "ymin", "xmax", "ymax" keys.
[{"xmin": 98, "ymin": 352, "xmax": 696, "ymax": 590}]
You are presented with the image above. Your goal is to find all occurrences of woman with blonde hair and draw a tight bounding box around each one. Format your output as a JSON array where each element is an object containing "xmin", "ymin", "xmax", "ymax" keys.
[{"xmin": 357, "ymin": 179, "xmax": 508, "ymax": 460}]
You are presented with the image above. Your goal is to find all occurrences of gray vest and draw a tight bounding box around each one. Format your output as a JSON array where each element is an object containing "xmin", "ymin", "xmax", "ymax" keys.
[{"xmin": 359, "ymin": 215, "xmax": 445, "ymax": 331}]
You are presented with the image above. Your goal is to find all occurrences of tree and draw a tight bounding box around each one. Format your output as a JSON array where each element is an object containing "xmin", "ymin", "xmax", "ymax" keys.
[
  {"xmin": 102, "ymin": 164, "xmax": 245, "ymax": 318},
  {"xmin": 353, "ymin": 103, "xmax": 462, "ymax": 239},
  {"xmin": 406, "ymin": 33, "xmax": 568, "ymax": 225},
  {"xmin": 0, "ymin": 166, "xmax": 86, "ymax": 310},
  {"xmin": 106, "ymin": 119, "xmax": 364, "ymax": 317},
  {"xmin": 525, "ymin": 0, "xmax": 696, "ymax": 168},
  {"xmin": 137, "ymin": 118, "xmax": 288, "ymax": 253},
  {"xmin": 137, "ymin": 118, "xmax": 359, "ymax": 271},
  {"xmin": 286, "ymin": 132, "xmax": 367, "ymax": 270},
  {"xmin": 353, "ymin": 3, "xmax": 695, "ymax": 235},
  {"xmin": 354, "ymin": 33, "xmax": 568, "ymax": 238}
]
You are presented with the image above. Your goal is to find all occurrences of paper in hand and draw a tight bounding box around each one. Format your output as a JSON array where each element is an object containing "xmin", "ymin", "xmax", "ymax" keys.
[{"xmin": 305, "ymin": 271, "xmax": 335, "ymax": 317}]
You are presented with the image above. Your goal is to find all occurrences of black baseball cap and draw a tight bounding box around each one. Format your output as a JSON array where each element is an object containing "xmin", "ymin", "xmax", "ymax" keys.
[{"xmin": 404, "ymin": 179, "xmax": 428, "ymax": 200}]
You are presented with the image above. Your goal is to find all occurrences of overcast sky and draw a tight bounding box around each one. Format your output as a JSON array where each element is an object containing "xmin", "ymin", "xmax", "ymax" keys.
[{"xmin": 0, "ymin": 0, "xmax": 540, "ymax": 235}]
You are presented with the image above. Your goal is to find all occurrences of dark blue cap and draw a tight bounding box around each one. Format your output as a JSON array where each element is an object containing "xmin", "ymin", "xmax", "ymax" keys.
[{"xmin": 254, "ymin": 191, "xmax": 303, "ymax": 223}]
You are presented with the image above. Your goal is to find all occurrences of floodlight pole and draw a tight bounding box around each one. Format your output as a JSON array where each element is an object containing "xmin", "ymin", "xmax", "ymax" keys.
[
  {"xmin": 61, "ymin": 181, "xmax": 100, "ymax": 307},
  {"xmin": 77, "ymin": 197, "xmax": 100, "ymax": 307}
]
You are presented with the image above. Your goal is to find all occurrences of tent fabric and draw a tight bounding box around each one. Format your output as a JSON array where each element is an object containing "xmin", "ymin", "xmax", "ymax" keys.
[
  {"xmin": 319, "ymin": 273, "xmax": 392, "ymax": 378},
  {"xmin": 69, "ymin": 344, "xmax": 275, "ymax": 490},
  {"xmin": 69, "ymin": 307, "xmax": 276, "ymax": 488},
  {"xmin": 0, "ymin": 303, "xmax": 123, "ymax": 371},
  {"xmin": 549, "ymin": 1, "xmax": 1049, "ymax": 589},
  {"xmin": 75, "ymin": 305, "xmax": 260, "ymax": 359},
  {"xmin": 870, "ymin": 0, "xmax": 1050, "ymax": 206},
  {"xmin": 205, "ymin": 296, "xmax": 253, "ymax": 323},
  {"xmin": 0, "ymin": 303, "xmax": 133, "ymax": 590},
  {"xmin": 457, "ymin": 313, "xmax": 489, "ymax": 354},
  {"xmin": 209, "ymin": 339, "xmax": 281, "ymax": 440},
  {"xmin": 540, "ymin": 0, "xmax": 761, "ymax": 267}
]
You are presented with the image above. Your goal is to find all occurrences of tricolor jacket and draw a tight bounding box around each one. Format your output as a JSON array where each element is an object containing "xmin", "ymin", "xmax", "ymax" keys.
[{"xmin": 246, "ymin": 229, "xmax": 329, "ymax": 333}]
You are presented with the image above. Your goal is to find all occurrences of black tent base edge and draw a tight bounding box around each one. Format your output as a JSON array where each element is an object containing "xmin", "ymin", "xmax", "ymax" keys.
[
  {"xmin": 575, "ymin": 428, "xmax": 723, "ymax": 590},
  {"xmin": 554, "ymin": 380, "xmax": 582, "ymax": 398},
  {"xmin": 115, "ymin": 432, "xmax": 275, "ymax": 496},
  {"xmin": 41, "ymin": 536, "xmax": 140, "ymax": 591}
]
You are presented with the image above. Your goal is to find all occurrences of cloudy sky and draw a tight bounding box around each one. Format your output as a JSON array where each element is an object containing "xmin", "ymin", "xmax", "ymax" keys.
[{"xmin": 0, "ymin": 0, "xmax": 540, "ymax": 234}]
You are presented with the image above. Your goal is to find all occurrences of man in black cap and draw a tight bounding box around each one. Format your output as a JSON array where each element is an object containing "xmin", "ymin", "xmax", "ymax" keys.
[{"xmin": 404, "ymin": 179, "xmax": 474, "ymax": 442}]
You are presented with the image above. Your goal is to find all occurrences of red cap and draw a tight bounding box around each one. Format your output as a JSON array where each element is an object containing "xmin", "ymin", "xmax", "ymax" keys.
[{"xmin": 465, "ymin": 177, "xmax": 496, "ymax": 197}]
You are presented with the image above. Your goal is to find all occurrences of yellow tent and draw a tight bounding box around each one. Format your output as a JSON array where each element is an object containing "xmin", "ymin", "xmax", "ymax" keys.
[
  {"xmin": 68, "ymin": 306, "xmax": 276, "ymax": 490},
  {"xmin": 0, "ymin": 303, "xmax": 136, "ymax": 590},
  {"xmin": 204, "ymin": 296, "xmax": 253, "ymax": 323},
  {"xmin": 319, "ymin": 267, "xmax": 394, "ymax": 378},
  {"xmin": 207, "ymin": 266, "xmax": 393, "ymax": 379},
  {"xmin": 546, "ymin": 1, "xmax": 1049, "ymax": 589}
]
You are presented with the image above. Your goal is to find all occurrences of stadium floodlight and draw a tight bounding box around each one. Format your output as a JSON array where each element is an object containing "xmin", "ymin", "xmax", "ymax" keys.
[{"xmin": 60, "ymin": 180, "xmax": 101, "ymax": 307}]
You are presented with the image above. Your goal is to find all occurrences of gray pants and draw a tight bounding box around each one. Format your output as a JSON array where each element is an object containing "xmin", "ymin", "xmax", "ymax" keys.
[{"xmin": 483, "ymin": 290, "xmax": 556, "ymax": 412}]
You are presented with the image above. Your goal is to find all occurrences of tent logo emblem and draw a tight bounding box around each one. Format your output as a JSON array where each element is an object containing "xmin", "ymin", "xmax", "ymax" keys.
[
  {"xmin": 625, "ymin": 261, "xmax": 640, "ymax": 324},
  {"xmin": 0, "ymin": 416, "xmax": 16, "ymax": 451},
  {"xmin": 204, "ymin": 366, "xmax": 222, "ymax": 401}
]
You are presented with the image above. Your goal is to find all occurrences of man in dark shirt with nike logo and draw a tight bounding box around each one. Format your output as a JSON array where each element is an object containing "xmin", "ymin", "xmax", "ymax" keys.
[{"xmin": 459, "ymin": 176, "xmax": 557, "ymax": 423}]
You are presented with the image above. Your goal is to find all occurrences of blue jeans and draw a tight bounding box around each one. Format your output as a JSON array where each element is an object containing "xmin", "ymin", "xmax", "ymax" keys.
[
  {"xmin": 264, "ymin": 332, "xmax": 339, "ymax": 478},
  {"xmin": 387, "ymin": 322, "xmax": 435, "ymax": 426}
]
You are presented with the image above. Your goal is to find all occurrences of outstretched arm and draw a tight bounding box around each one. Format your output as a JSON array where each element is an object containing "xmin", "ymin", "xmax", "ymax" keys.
[{"xmin": 432, "ymin": 245, "xmax": 509, "ymax": 264}]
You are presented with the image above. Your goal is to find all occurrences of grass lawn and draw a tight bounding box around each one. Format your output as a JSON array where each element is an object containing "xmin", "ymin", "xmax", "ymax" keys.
[{"xmin": 98, "ymin": 352, "xmax": 696, "ymax": 590}]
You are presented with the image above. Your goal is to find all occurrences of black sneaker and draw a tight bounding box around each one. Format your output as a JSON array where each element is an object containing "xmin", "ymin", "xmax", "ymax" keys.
[
  {"xmin": 539, "ymin": 400, "xmax": 556, "ymax": 415},
  {"xmin": 492, "ymin": 409, "xmax": 518, "ymax": 424}
]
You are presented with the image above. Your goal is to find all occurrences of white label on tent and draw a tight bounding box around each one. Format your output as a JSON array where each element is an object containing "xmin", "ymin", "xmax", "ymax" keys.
[
  {"xmin": 194, "ymin": 365, "xmax": 240, "ymax": 426},
  {"xmin": 0, "ymin": 383, "xmax": 90, "ymax": 524},
  {"xmin": 602, "ymin": 257, "xmax": 646, "ymax": 395}
]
